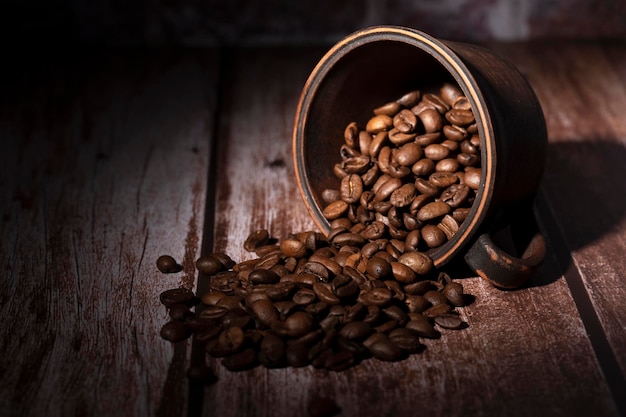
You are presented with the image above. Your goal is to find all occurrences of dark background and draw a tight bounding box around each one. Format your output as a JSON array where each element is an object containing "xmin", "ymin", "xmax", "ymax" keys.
[{"xmin": 2, "ymin": 0, "xmax": 625, "ymax": 48}]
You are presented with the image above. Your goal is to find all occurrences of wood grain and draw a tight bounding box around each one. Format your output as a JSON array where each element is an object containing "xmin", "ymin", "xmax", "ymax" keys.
[
  {"xmin": 0, "ymin": 49, "xmax": 218, "ymax": 417},
  {"xmin": 489, "ymin": 41, "xmax": 626, "ymax": 403},
  {"xmin": 201, "ymin": 46, "xmax": 621, "ymax": 417}
]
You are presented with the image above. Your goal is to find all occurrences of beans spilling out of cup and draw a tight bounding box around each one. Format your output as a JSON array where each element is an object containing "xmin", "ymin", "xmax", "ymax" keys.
[
  {"xmin": 322, "ymin": 83, "xmax": 481, "ymax": 252},
  {"xmin": 158, "ymin": 226, "xmax": 471, "ymax": 374}
]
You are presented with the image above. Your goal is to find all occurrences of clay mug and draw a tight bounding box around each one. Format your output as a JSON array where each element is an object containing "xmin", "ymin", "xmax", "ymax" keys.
[{"xmin": 293, "ymin": 26, "xmax": 547, "ymax": 289}]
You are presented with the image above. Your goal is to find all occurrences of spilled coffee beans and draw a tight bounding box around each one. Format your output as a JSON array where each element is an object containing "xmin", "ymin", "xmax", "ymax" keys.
[{"xmin": 158, "ymin": 229, "xmax": 470, "ymax": 372}]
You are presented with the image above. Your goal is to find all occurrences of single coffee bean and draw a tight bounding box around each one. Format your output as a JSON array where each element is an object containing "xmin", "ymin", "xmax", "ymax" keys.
[
  {"xmin": 368, "ymin": 335, "xmax": 404, "ymax": 361},
  {"xmin": 393, "ymin": 109, "xmax": 418, "ymax": 133},
  {"xmin": 405, "ymin": 316, "xmax": 440, "ymax": 339},
  {"xmin": 397, "ymin": 251, "xmax": 433, "ymax": 275},
  {"xmin": 280, "ymin": 238, "xmax": 308, "ymax": 258},
  {"xmin": 340, "ymin": 174, "xmax": 363, "ymax": 204},
  {"xmin": 313, "ymin": 282, "xmax": 340, "ymax": 305},
  {"xmin": 160, "ymin": 320, "xmax": 191, "ymax": 342},
  {"xmin": 443, "ymin": 124, "xmax": 468, "ymax": 142},
  {"xmin": 216, "ymin": 326, "xmax": 246, "ymax": 355},
  {"xmin": 429, "ymin": 172, "xmax": 458, "ymax": 188},
  {"xmin": 390, "ymin": 183, "xmax": 416, "ymax": 208},
  {"xmin": 389, "ymin": 327, "xmax": 422, "ymax": 354},
  {"xmin": 404, "ymin": 294, "xmax": 431, "ymax": 314},
  {"xmin": 249, "ymin": 299, "xmax": 280, "ymax": 327},
  {"xmin": 374, "ymin": 101, "xmax": 402, "ymax": 116},
  {"xmin": 343, "ymin": 122, "xmax": 359, "ymax": 148},
  {"xmin": 284, "ymin": 311, "xmax": 315, "ymax": 338},
  {"xmin": 169, "ymin": 303, "xmax": 193, "ymax": 321},
  {"xmin": 439, "ymin": 83, "xmax": 463, "ymax": 106},
  {"xmin": 417, "ymin": 201, "xmax": 451, "ymax": 222},
  {"xmin": 323, "ymin": 200, "xmax": 349, "ymax": 220},
  {"xmin": 366, "ymin": 114, "xmax": 393, "ymax": 133},
  {"xmin": 249, "ymin": 268, "xmax": 281, "ymax": 285},
  {"xmin": 397, "ymin": 90, "xmax": 421, "ymax": 107},
  {"xmin": 421, "ymin": 225, "xmax": 448, "ymax": 248},
  {"xmin": 157, "ymin": 255, "xmax": 181, "ymax": 273},
  {"xmin": 446, "ymin": 108, "xmax": 475, "ymax": 126},
  {"xmin": 160, "ymin": 288, "xmax": 197, "ymax": 308},
  {"xmin": 243, "ymin": 229, "xmax": 271, "ymax": 252},
  {"xmin": 443, "ymin": 282, "xmax": 466, "ymax": 307},
  {"xmin": 434, "ymin": 313, "xmax": 466, "ymax": 330},
  {"xmin": 423, "ymin": 143, "xmax": 450, "ymax": 161},
  {"xmin": 366, "ymin": 256, "xmax": 392, "ymax": 279},
  {"xmin": 423, "ymin": 303, "xmax": 452, "ymax": 318},
  {"xmin": 411, "ymin": 158, "xmax": 435, "ymax": 176},
  {"xmin": 395, "ymin": 142, "xmax": 423, "ymax": 166},
  {"xmin": 417, "ymin": 108, "xmax": 444, "ymax": 133},
  {"xmin": 339, "ymin": 321, "xmax": 373, "ymax": 341},
  {"xmin": 464, "ymin": 168, "xmax": 481, "ymax": 190}
]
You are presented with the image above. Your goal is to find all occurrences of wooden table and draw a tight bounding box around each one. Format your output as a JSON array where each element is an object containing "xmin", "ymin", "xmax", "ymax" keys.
[{"xmin": 1, "ymin": 41, "xmax": 625, "ymax": 417}]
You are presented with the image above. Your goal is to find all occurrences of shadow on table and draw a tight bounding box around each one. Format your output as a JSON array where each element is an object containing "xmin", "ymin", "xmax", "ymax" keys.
[{"xmin": 447, "ymin": 139, "xmax": 626, "ymax": 289}]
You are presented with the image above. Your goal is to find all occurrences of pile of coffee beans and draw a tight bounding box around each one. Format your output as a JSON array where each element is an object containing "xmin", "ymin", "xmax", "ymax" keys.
[
  {"xmin": 321, "ymin": 83, "xmax": 481, "ymax": 252},
  {"xmin": 158, "ymin": 228, "xmax": 469, "ymax": 373}
]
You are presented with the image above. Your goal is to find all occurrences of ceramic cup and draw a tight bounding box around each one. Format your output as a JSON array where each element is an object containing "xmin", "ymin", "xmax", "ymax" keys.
[{"xmin": 293, "ymin": 26, "xmax": 547, "ymax": 288}]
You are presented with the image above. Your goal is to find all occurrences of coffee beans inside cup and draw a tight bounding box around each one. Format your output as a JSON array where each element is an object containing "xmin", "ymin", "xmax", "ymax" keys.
[{"xmin": 324, "ymin": 83, "xmax": 481, "ymax": 253}]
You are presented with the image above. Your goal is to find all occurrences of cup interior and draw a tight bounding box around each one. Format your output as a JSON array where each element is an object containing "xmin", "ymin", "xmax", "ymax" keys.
[{"xmin": 293, "ymin": 27, "xmax": 494, "ymax": 266}]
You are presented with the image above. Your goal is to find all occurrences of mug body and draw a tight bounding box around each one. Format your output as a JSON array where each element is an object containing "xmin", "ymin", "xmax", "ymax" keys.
[{"xmin": 293, "ymin": 26, "xmax": 547, "ymax": 269}]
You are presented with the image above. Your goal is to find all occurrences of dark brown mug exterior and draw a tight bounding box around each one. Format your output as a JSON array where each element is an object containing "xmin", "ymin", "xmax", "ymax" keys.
[{"xmin": 293, "ymin": 26, "xmax": 547, "ymax": 288}]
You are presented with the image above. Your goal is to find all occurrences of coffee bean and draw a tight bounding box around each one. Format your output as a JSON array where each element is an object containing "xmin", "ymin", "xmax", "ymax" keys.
[
  {"xmin": 250, "ymin": 299, "xmax": 279, "ymax": 327},
  {"xmin": 405, "ymin": 316, "xmax": 440, "ymax": 339},
  {"xmin": 434, "ymin": 313, "xmax": 466, "ymax": 330},
  {"xmin": 389, "ymin": 327, "xmax": 422, "ymax": 353},
  {"xmin": 421, "ymin": 224, "xmax": 448, "ymax": 248},
  {"xmin": 160, "ymin": 288, "xmax": 197, "ymax": 308},
  {"xmin": 340, "ymin": 174, "xmax": 363, "ymax": 204},
  {"xmin": 397, "ymin": 251, "xmax": 433, "ymax": 275},
  {"xmin": 339, "ymin": 321, "xmax": 373, "ymax": 341},
  {"xmin": 366, "ymin": 114, "xmax": 393, "ymax": 133},
  {"xmin": 249, "ymin": 268, "xmax": 281, "ymax": 285},
  {"xmin": 368, "ymin": 334, "xmax": 404, "ymax": 361},
  {"xmin": 160, "ymin": 321, "xmax": 191, "ymax": 342},
  {"xmin": 169, "ymin": 303, "xmax": 193, "ymax": 321},
  {"xmin": 157, "ymin": 255, "xmax": 181, "ymax": 273},
  {"xmin": 417, "ymin": 201, "xmax": 451, "ymax": 222}
]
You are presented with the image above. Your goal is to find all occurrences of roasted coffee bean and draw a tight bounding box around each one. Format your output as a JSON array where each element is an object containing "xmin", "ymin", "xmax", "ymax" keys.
[
  {"xmin": 366, "ymin": 114, "xmax": 393, "ymax": 133},
  {"xmin": 339, "ymin": 321, "xmax": 373, "ymax": 341},
  {"xmin": 417, "ymin": 201, "xmax": 451, "ymax": 222},
  {"xmin": 244, "ymin": 229, "xmax": 271, "ymax": 252},
  {"xmin": 389, "ymin": 327, "xmax": 422, "ymax": 353},
  {"xmin": 421, "ymin": 225, "xmax": 448, "ymax": 248},
  {"xmin": 340, "ymin": 174, "xmax": 363, "ymax": 204},
  {"xmin": 443, "ymin": 282, "xmax": 465, "ymax": 307},
  {"xmin": 393, "ymin": 109, "xmax": 418, "ymax": 133},
  {"xmin": 367, "ymin": 334, "xmax": 404, "ymax": 361},
  {"xmin": 412, "ymin": 158, "xmax": 435, "ymax": 176},
  {"xmin": 323, "ymin": 200, "xmax": 349, "ymax": 220},
  {"xmin": 397, "ymin": 251, "xmax": 433, "ymax": 275},
  {"xmin": 156, "ymin": 255, "xmax": 181, "ymax": 273},
  {"xmin": 405, "ymin": 316, "xmax": 440, "ymax": 339},
  {"xmin": 160, "ymin": 288, "xmax": 197, "ymax": 308},
  {"xmin": 464, "ymin": 168, "xmax": 481, "ymax": 190},
  {"xmin": 249, "ymin": 268, "xmax": 281, "ymax": 285},
  {"xmin": 434, "ymin": 313, "xmax": 466, "ymax": 330},
  {"xmin": 404, "ymin": 294, "xmax": 431, "ymax": 314},
  {"xmin": 169, "ymin": 303, "xmax": 193, "ymax": 321},
  {"xmin": 365, "ymin": 256, "xmax": 391, "ymax": 280},
  {"xmin": 374, "ymin": 101, "xmax": 402, "ymax": 116},
  {"xmin": 423, "ymin": 303, "xmax": 452, "ymax": 318},
  {"xmin": 424, "ymin": 143, "xmax": 450, "ymax": 161},
  {"xmin": 440, "ymin": 83, "xmax": 463, "ymax": 106},
  {"xmin": 160, "ymin": 320, "xmax": 191, "ymax": 342},
  {"xmin": 390, "ymin": 183, "xmax": 416, "ymax": 207},
  {"xmin": 313, "ymin": 282, "xmax": 340, "ymax": 305},
  {"xmin": 446, "ymin": 108, "xmax": 475, "ymax": 126}
]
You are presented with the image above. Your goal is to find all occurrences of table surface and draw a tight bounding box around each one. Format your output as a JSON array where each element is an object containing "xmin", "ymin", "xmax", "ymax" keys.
[{"xmin": 1, "ymin": 41, "xmax": 626, "ymax": 417}]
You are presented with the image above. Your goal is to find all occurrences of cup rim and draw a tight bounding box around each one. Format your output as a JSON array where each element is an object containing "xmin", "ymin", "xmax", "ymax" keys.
[{"xmin": 293, "ymin": 25, "xmax": 496, "ymax": 266}]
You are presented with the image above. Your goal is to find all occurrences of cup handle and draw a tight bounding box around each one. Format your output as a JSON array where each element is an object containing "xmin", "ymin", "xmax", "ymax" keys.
[{"xmin": 463, "ymin": 197, "xmax": 547, "ymax": 289}]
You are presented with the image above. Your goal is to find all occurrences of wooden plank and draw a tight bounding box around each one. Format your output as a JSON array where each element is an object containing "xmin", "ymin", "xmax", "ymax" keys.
[
  {"xmin": 201, "ymin": 45, "xmax": 620, "ymax": 417},
  {"xmin": 0, "ymin": 49, "xmax": 218, "ymax": 416},
  {"xmin": 489, "ymin": 41, "xmax": 626, "ymax": 404}
]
